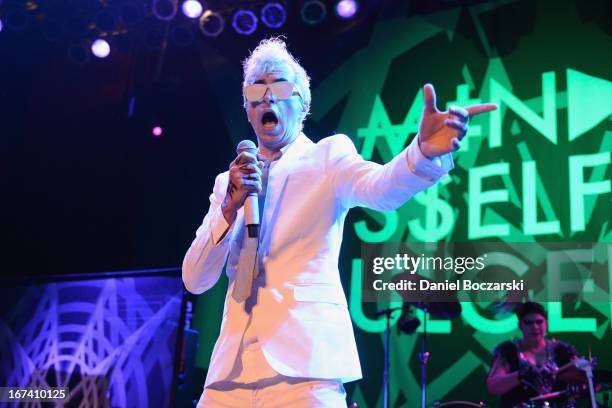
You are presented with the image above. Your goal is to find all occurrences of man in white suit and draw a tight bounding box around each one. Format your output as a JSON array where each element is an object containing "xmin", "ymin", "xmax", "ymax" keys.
[{"xmin": 183, "ymin": 38, "xmax": 496, "ymax": 407}]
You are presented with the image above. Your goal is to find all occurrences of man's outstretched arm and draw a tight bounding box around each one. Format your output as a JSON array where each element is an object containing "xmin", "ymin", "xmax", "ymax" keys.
[{"xmin": 333, "ymin": 84, "xmax": 497, "ymax": 210}]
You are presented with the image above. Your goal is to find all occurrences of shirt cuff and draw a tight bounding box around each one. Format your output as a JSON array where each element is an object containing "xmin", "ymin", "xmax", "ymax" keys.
[
  {"xmin": 406, "ymin": 137, "xmax": 455, "ymax": 181},
  {"xmin": 210, "ymin": 206, "xmax": 232, "ymax": 245}
]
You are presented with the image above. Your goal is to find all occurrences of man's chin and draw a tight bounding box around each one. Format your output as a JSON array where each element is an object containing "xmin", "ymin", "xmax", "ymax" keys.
[
  {"xmin": 263, "ymin": 130, "xmax": 282, "ymax": 137},
  {"xmin": 258, "ymin": 127, "xmax": 283, "ymax": 141}
]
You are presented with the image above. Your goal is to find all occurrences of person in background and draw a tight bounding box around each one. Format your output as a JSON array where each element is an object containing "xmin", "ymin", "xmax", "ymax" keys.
[{"xmin": 487, "ymin": 302, "xmax": 578, "ymax": 407}]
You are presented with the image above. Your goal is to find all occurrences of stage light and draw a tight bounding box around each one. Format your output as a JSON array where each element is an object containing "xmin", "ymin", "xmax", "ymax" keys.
[
  {"xmin": 182, "ymin": 0, "xmax": 203, "ymax": 19},
  {"xmin": 0, "ymin": 19, "xmax": 3, "ymax": 32},
  {"xmin": 232, "ymin": 9, "xmax": 257, "ymax": 35},
  {"xmin": 199, "ymin": 10, "xmax": 224, "ymax": 37},
  {"xmin": 300, "ymin": 0, "xmax": 326, "ymax": 25},
  {"xmin": 261, "ymin": 2, "xmax": 286, "ymax": 29},
  {"xmin": 152, "ymin": 126, "xmax": 163, "ymax": 137},
  {"xmin": 91, "ymin": 39, "xmax": 110, "ymax": 58},
  {"xmin": 153, "ymin": 0, "xmax": 178, "ymax": 21},
  {"xmin": 335, "ymin": 0, "xmax": 358, "ymax": 19}
]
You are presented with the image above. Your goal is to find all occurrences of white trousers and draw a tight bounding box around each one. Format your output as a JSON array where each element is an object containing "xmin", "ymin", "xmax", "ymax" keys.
[
  {"xmin": 197, "ymin": 378, "xmax": 346, "ymax": 408},
  {"xmin": 197, "ymin": 343, "xmax": 346, "ymax": 408}
]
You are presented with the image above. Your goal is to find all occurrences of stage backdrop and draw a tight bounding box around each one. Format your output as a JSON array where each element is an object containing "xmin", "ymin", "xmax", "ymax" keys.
[
  {"xmin": 192, "ymin": 1, "xmax": 612, "ymax": 406},
  {"xmin": 0, "ymin": 271, "xmax": 184, "ymax": 408}
]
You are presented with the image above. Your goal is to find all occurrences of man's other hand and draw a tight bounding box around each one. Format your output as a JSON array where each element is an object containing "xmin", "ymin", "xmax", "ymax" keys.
[{"xmin": 417, "ymin": 83, "xmax": 497, "ymax": 158}]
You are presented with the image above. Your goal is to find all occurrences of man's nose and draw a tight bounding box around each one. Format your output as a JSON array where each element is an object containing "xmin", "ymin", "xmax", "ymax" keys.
[{"xmin": 263, "ymin": 87, "xmax": 275, "ymax": 103}]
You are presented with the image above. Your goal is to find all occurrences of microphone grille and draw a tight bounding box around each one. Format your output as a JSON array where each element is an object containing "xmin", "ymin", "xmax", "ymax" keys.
[{"xmin": 236, "ymin": 139, "xmax": 257, "ymax": 154}]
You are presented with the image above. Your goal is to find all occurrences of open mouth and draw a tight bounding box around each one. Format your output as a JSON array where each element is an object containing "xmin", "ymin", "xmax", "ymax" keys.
[{"xmin": 261, "ymin": 111, "xmax": 278, "ymax": 127}]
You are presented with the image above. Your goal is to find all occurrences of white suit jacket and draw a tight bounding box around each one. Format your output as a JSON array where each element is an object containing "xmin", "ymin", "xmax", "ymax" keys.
[{"xmin": 182, "ymin": 133, "xmax": 450, "ymax": 386}]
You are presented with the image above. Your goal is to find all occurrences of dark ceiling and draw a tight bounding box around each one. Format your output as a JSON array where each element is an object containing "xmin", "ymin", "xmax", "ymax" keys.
[{"xmin": 0, "ymin": 0, "xmax": 495, "ymax": 277}]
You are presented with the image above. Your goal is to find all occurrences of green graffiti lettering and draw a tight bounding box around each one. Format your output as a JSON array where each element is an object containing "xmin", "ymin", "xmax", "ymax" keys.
[
  {"xmin": 489, "ymin": 72, "xmax": 557, "ymax": 148},
  {"xmin": 569, "ymin": 153, "xmax": 611, "ymax": 232},
  {"xmin": 357, "ymin": 91, "xmax": 423, "ymax": 161},
  {"xmin": 566, "ymin": 69, "xmax": 612, "ymax": 142},
  {"xmin": 522, "ymin": 161, "xmax": 561, "ymax": 235},
  {"xmin": 548, "ymin": 302, "xmax": 597, "ymax": 333},
  {"xmin": 468, "ymin": 163, "xmax": 510, "ymax": 239},
  {"xmin": 546, "ymin": 248, "xmax": 596, "ymax": 303},
  {"xmin": 409, "ymin": 180, "xmax": 455, "ymax": 242},
  {"xmin": 354, "ymin": 210, "xmax": 399, "ymax": 242},
  {"xmin": 414, "ymin": 308, "xmax": 452, "ymax": 334}
]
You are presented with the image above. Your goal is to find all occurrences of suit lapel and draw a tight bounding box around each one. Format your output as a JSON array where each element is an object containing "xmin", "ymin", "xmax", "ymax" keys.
[{"xmin": 229, "ymin": 134, "xmax": 314, "ymax": 285}]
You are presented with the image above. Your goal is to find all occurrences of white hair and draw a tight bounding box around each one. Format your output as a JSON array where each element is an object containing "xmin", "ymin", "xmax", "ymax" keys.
[{"xmin": 242, "ymin": 37, "xmax": 311, "ymax": 119}]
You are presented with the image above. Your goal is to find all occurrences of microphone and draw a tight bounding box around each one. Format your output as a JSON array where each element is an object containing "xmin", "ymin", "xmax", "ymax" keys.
[{"xmin": 236, "ymin": 140, "xmax": 259, "ymax": 238}]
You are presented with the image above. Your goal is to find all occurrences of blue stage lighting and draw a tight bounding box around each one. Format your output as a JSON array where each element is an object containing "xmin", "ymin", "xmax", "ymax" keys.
[
  {"xmin": 232, "ymin": 9, "xmax": 257, "ymax": 35},
  {"xmin": 335, "ymin": 0, "xmax": 358, "ymax": 20},
  {"xmin": 91, "ymin": 39, "xmax": 110, "ymax": 58},
  {"xmin": 261, "ymin": 2, "xmax": 286, "ymax": 29},
  {"xmin": 182, "ymin": 0, "xmax": 203, "ymax": 19}
]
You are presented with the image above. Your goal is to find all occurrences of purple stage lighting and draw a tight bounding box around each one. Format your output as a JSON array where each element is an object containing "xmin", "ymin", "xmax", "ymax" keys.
[
  {"xmin": 0, "ymin": 19, "xmax": 3, "ymax": 32},
  {"xmin": 335, "ymin": 0, "xmax": 358, "ymax": 19},
  {"xmin": 182, "ymin": 0, "xmax": 203, "ymax": 19},
  {"xmin": 91, "ymin": 39, "xmax": 110, "ymax": 58},
  {"xmin": 232, "ymin": 9, "xmax": 257, "ymax": 36},
  {"xmin": 261, "ymin": 2, "xmax": 286, "ymax": 29},
  {"xmin": 199, "ymin": 10, "xmax": 224, "ymax": 37},
  {"xmin": 152, "ymin": 126, "xmax": 163, "ymax": 137}
]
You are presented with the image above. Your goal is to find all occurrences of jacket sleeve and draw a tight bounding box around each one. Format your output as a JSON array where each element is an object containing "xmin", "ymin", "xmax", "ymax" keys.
[
  {"xmin": 182, "ymin": 172, "xmax": 234, "ymax": 294},
  {"xmin": 329, "ymin": 134, "xmax": 453, "ymax": 211}
]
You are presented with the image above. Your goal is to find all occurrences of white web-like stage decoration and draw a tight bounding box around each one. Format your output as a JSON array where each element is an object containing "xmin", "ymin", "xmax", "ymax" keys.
[{"xmin": 0, "ymin": 275, "xmax": 183, "ymax": 408}]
